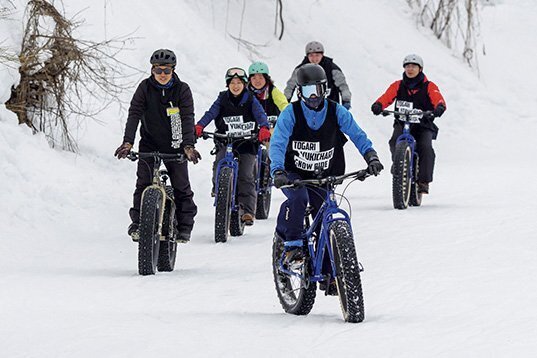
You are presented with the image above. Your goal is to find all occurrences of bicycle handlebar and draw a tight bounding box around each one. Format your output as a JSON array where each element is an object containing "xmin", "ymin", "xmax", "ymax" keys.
[
  {"xmin": 127, "ymin": 151, "xmax": 186, "ymax": 162},
  {"xmin": 201, "ymin": 131, "xmax": 256, "ymax": 141},
  {"xmin": 279, "ymin": 169, "xmax": 370, "ymax": 189},
  {"xmin": 381, "ymin": 109, "xmax": 434, "ymax": 123}
]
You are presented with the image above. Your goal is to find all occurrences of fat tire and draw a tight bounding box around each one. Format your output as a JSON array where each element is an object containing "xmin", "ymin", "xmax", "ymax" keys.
[
  {"xmin": 255, "ymin": 148, "xmax": 272, "ymax": 220},
  {"xmin": 409, "ymin": 154, "xmax": 422, "ymax": 207},
  {"xmin": 138, "ymin": 189, "xmax": 162, "ymax": 275},
  {"xmin": 329, "ymin": 221, "xmax": 365, "ymax": 323},
  {"xmin": 230, "ymin": 210, "xmax": 245, "ymax": 237},
  {"xmin": 158, "ymin": 186, "xmax": 177, "ymax": 272},
  {"xmin": 272, "ymin": 234, "xmax": 316, "ymax": 315},
  {"xmin": 215, "ymin": 167, "xmax": 233, "ymax": 243},
  {"xmin": 392, "ymin": 142, "xmax": 412, "ymax": 209}
]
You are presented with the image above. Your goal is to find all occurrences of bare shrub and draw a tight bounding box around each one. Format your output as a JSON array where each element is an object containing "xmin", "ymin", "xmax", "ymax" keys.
[
  {"xmin": 5, "ymin": 0, "xmax": 140, "ymax": 151},
  {"xmin": 408, "ymin": 0, "xmax": 482, "ymax": 70}
]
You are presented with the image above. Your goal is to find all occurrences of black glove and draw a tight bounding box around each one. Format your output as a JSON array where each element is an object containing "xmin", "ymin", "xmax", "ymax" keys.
[
  {"xmin": 342, "ymin": 101, "xmax": 351, "ymax": 110},
  {"xmin": 184, "ymin": 145, "xmax": 201, "ymax": 164},
  {"xmin": 364, "ymin": 150, "xmax": 384, "ymax": 176},
  {"xmin": 371, "ymin": 102, "xmax": 383, "ymax": 116},
  {"xmin": 114, "ymin": 142, "xmax": 133, "ymax": 159},
  {"xmin": 433, "ymin": 103, "xmax": 446, "ymax": 118},
  {"xmin": 422, "ymin": 111, "xmax": 435, "ymax": 122},
  {"xmin": 273, "ymin": 170, "xmax": 290, "ymax": 188}
]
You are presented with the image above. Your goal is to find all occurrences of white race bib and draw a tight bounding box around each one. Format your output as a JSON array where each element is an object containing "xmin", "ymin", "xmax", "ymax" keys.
[{"xmin": 223, "ymin": 116, "xmax": 255, "ymax": 136}]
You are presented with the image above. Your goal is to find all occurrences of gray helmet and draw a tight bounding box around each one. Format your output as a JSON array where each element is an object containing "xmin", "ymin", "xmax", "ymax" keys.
[
  {"xmin": 297, "ymin": 63, "xmax": 327, "ymax": 86},
  {"xmin": 150, "ymin": 49, "xmax": 177, "ymax": 66},
  {"xmin": 305, "ymin": 41, "xmax": 324, "ymax": 55},
  {"xmin": 403, "ymin": 54, "xmax": 423, "ymax": 68}
]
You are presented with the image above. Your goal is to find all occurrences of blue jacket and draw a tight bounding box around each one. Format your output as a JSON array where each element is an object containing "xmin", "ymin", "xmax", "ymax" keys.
[
  {"xmin": 197, "ymin": 90, "xmax": 269, "ymax": 128},
  {"xmin": 269, "ymin": 100, "xmax": 375, "ymax": 176}
]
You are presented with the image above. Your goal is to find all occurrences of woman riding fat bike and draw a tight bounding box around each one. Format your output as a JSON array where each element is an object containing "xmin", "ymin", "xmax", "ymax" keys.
[{"xmin": 195, "ymin": 67, "xmax": 270, "ymax": 227}]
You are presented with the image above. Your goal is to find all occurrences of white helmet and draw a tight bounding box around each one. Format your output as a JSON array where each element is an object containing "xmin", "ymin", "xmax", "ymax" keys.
[
  {"xmin": 403, "ymin": 54, "xmax": 423, "ymax": 69},
  {"xmin": 305, "ymin": 41, "xmax": 324, "ymax": 55}
]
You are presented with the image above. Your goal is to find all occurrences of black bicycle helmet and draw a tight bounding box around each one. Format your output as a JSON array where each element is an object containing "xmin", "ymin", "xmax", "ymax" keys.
[
  {"xmin": 150, "ymin": 49, "xmax": 177, "ymax": 66},
  {"xmin": 297, "ymin": 64, "xmax": 328, "ymax": 108},
  {"xmin": 297, "ymin": 63, "xmax": 327, "ymax": 86}
]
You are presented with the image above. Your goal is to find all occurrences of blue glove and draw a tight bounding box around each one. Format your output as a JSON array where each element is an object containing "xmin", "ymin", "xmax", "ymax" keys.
[{"xmin": 342, "ymin": 101, "xmax": 351, "ymax": 110}]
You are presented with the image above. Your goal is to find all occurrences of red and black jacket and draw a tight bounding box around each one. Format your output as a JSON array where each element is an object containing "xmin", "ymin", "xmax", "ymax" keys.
[{"xmin": 375, "ymin": 73, "xmax": 446, "ymax": 134}]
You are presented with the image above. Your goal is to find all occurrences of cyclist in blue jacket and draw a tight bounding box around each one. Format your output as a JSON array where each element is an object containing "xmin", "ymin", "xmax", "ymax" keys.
[{"xmin": 270, "ymin": 64, "xmax": 383, "ymax": 287}]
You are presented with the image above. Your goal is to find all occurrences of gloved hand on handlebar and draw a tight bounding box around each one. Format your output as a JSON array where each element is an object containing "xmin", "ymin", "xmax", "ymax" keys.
[
  {"xmin": 258, "ymin": 126, "xmax": 271, "ymax": 143},
  {"xmin": 195, "ymin": 124, "xmax": 204, "ymax": 138},
  {"xmin": 371, "ymin": 102, "xmax": 383, "ymax": 116},
  {"xmin": 422, "ymin": 111, "xmax": 435, "ymax": 122},
  {"xmin": 273, "ymin": 170, "xmax": 290, "ymax": 188},
  {"xmin": 114, "ymin": 142, "xmax": 133, "ymax": 159},
  {"xmin": 184, "ymin": 145, "xmax": 201, "ymax": 164},
  {"xmin": 433, "ymin": 103, "xmax": 446, "ymax": 118},
  {"xmin": 364, "ymin": 150, "xmax": 384, "ymax": 176}
]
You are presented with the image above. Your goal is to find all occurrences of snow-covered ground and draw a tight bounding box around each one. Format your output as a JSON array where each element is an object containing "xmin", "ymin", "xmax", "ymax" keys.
[{"xmin": 1, "ymin": 0, "xmax": 536, "ymax": 357}]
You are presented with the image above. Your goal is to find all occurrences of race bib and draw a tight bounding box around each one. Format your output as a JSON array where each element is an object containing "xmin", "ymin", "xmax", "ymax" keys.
[
  {"xmin": 167, "ymin": 106, "xmax": 183, "ymax": 148},
  {"xmin": 267, "ymin": 116, "xmax": 278, "ymax": 126},
  {"xmin": 292, "ymin": 141, "xmax": 334, "ymax": 172},
  {"xmin": 223, "ymin": 115, "xmax": 255, "ymax": 136},
  {"xmin": 396, "ymin": 100, "xmax": 413, "ymax": 113}
]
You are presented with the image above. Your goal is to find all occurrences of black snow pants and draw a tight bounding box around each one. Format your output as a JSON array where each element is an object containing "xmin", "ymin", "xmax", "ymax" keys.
[{"xmin": 130, "ymin": 157, "xmax": 197, "ymax": 233}]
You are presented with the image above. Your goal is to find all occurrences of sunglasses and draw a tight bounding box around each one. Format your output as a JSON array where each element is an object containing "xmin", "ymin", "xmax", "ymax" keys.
[{"xmin": 152, "ymin": 67, "xmax": 173, "ymax": 75}]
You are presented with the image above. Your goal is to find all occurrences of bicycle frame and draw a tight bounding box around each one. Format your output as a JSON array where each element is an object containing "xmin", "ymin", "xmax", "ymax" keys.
[
  {"xmin": 304, "ymin": 187, "xmax": 352, "ymax": 283},
  {"xmin": 396, "ymin": 121, "xmax": 418, "ymax": 183},
  {"xmin": 206, "ymin": 132, "xmax": 257, "ymax": 212},
  {"xmin": 129, "ymin": 151, "xmax": 184, "ymax": 241},
  {"xmin": 214, "ymin": 142, "xmax": 241, "ymax": 212},
  {"xmin": 384, "ymin": 109, "xmax": 429, "ymax": 185},
  {"xmin": 279, "ymin": 171, "xmax": 368, "ymax": 283}
]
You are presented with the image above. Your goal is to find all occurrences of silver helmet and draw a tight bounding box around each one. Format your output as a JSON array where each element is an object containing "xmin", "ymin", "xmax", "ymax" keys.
[
  {"xmin": 305, "ymin": 41, "xmax": 324, "ymax": 55},
  {"xmin": 403, "ymin": 54, "xmax": 423, "ymax": 68}
]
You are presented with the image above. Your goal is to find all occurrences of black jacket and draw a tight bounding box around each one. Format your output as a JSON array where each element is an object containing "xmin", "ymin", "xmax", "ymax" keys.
[{"xmin": 123, "ymin": 73, "xmax": 195, "ymax": 153}]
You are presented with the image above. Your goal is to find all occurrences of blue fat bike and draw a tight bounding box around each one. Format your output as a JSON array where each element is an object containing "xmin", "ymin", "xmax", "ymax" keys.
[
  {"xmin": 127, "ymin": 151, "xmax": 185, "ymax": 275},
  {"xmin": 202, "ymin": 132, "xmax": 271, "ymax": 243},
  {"xmin": 382, "ymin": 109, "xmax": 433, "ymax": 209},
  {"xmin": 272, "ymin": 169, "xmax": 370, "ymax": 323}
]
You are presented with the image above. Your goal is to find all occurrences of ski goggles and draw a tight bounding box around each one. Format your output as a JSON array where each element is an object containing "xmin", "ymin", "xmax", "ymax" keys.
[
  {"xmin": 300, "ymin": 83, "xmax": 325, "ymax": 98},
  {"xmin": 226, "ymin": 67, "xmax": 248, "ymax": 81},
  {"xmin": 152, "ymin": 67, "xmax": 173, "ymax": 75}
]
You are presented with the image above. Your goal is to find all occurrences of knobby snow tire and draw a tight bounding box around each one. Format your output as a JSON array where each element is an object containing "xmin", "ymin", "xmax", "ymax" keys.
[
  {"xmin": 392, "ymin": 142, "xmax": 412, "ymax": 209},
  {"xmin": 215, "ymin": 167, "xmax": 233, "ymax": 243},
  {"xmin": 138, "ymin": 189, "xmax": 162, "ymax": 275},
  {"xmin": 329, "ymin": 221, "xmax": 365, "ymax": 323},
  {"xmin": 409, "ymin": 154, "xmax": 422, "ymax": 207},
  {"xmin": 230, "ymin": 209, "xmax": 245, "ymax": 237},
  {"xmin": 272, "ymin": 234, "xmax": 316, "ymax": 316},
  {"xmin": 158, "ymin": 186, "xmax": 178, "ymax": 272},
  {"xmin": 255, "ymin": 148, "xmax": 272, "ymax": 220}
]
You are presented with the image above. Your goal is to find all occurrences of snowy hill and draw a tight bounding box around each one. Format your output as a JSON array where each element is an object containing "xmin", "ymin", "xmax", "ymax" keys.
[{"xmin": 1, "ymin": 0, "xmax": 536, "ymax": 357}]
